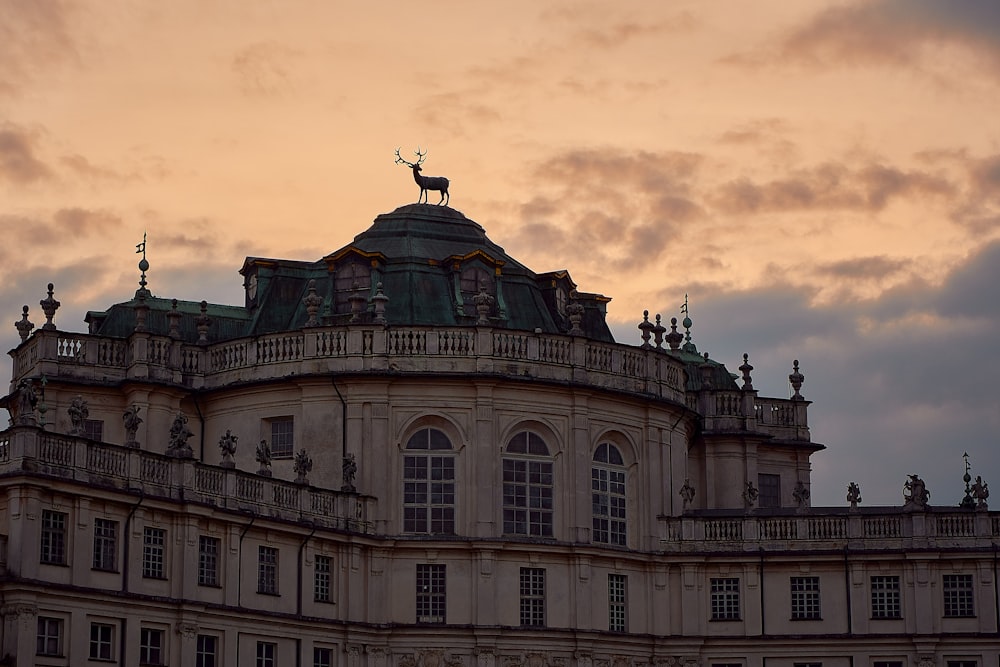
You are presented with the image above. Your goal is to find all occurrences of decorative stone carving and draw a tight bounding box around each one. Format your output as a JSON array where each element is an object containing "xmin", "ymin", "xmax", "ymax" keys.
[
  {"xmin": 399, "ymin": 655, "xmax": 417, "ymax": 667},
  {"xmin": 473, "ymin": 280, "xmax": 495, "ymax": 326},
  {"xmin": 167, "ymin": 299, "xmax": 182, "ymax": 339},
  {"xmin": 40, "ymin": 282, "xmax": 60, "ymax": 330},
  {"xmin": 15, "ymin": 305, "xmax": 34, "ymax": 341},
  {"xmin": 793, "ymin": 480, "xmax": 810, "ymax": 511},
  {"xmin": 293, "ymin": 448, "xmax": 313, "ymax": 484},
  {"xmin": 123, "ymin": 404, "xmax": 143, "ymax": 447},
  {"xmin": 342, "ymin": 453, "xmax": 358, "ymax": 492},
  {"xmin": 788, "ymin": 359, "xmax": 805, "ymax": 399},
  {"xmin": 739, "ymin": 353, "xmax": 754, "ymax": 390},
  {"xmin": 972, "ymin": 475, "xmax": 989, "ymax": 510},
  {"xmin": 303, "ymin": 279, "xmax": 323, "ymax": 327},
  {"xmin": 256, "ymin": 440, "xmax": 273, "ymax": 477},
  {"xmin": 665, "ymin": 317, "xmax": 683, "ymax": 350},
  {"xmin": 15, "ymin": 378, "xmax": 38, "ymax": 425},
  {"xmin": 445, "ymin": 656, "xmax": 465, "ymax": 667},
  {"xmin": 421, "ymin": 649, "xmax": 445, "ymax": 667},
  {"xmin": 903, "ymin": 474, "xmax": 930, "ymax": 511},
  {"xmin": 166, "ymin": 411, "xmax": 194, "ymax": 458},
  {"xmin": 525, "ymin": 653, "xmax": 549, "ymax": 667},
  {"xmin": 218, "ymin": 429, "xmax": 238, "ymax": 468},
  {"xmin": 175, "ymin": 622, "xmax": 198, "ymax": 638},
  {"xmin": 566, "ymin": 292, "xmax": 585, "ymax": 336},
  {"xmin": 916, "ymin": 655, "xmax": 934, "ymax": 667},
  {"xmin": 638, "ymin": 310, "xmax": 653, "ymax": 348},
  {"xmin": 371, "ymin": 282, "xmax": 389, "ymax": 325},
  {"xmin": 679, "ymin": 479, "xmax": 695, "ymax": 510},
  {"xmin": 846, "ymin": 481, "xmax": 862, "ymax": 511},
  {"xmin": 348, "ymin": 282, "xmax": 367, "ymax": 323},
  {"xmin": 743, "ymin": 480, "xmax": 758, "ymax": 508},
  {"xmin": 68, "ymin": 395, "xmax": 89, "ymax": 436},
  {"xmin": 196, "ymin": 300, "xmax": 212, "ymax": 344}
]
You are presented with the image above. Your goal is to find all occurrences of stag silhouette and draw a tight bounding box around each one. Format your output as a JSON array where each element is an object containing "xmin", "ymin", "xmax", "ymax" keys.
[{"xmin": 395, "ymin": 147, "xmax": 450, "ymax": 205}]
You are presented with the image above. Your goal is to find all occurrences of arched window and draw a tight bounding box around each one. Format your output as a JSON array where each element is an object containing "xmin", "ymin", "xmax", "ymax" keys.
[
  {"xmin": 503, "ymin": 431, "xmax": 553, "ymax": 537},
  {"xmin": 592, "ymin": 443, "xmax": 626, "ymax": 545},
  {"xmin": 403, "ymin": 428, "xmax": 455, "ymax": 534}
]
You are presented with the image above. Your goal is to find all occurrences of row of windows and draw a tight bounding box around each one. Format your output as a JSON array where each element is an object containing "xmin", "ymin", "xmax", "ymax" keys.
[
  {"xmin": 405, "ymin": 428, "xmax": 629, "ymax": 544},
  {"xmin": 709, "ymin": 574, "xmax": 977, "ymax": 621},
  {"xmin": 713, "ymin": 663, "xmax": 981, "ymax": 667},
  {"xmin": 41, "ymin": 511, "xmax": 335, "ymax": 601},
  {"xmin": 37, "ymin": 617, "xmax": 333, "ymax": 666}
]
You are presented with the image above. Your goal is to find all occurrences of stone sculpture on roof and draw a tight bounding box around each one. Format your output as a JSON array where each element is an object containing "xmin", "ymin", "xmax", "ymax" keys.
[{"xmin": 395, "ymin": 147, "xmax": 450, "ymax": 205}]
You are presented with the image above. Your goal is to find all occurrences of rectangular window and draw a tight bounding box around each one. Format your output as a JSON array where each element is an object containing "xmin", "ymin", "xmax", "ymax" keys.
[
  {"xmin": 758, "ymin": 473, "xmax": 781, "ymax": 508},
  {"xmin": 142, "ymin": 527, "xmax": 166, "ymax": 579},
  {"xmin": 403, "ymin": 454, "xmax": 456, "ymax": 534},
  {"xmin": 871, "ymin": 575, "xmax": 901, "ymax": 619},
  {"xmin": 314, "ymin": 554, "xmax": 332, "ymax": 603},
  {"xmin": 790, "ymin": 576, "xmax": 821, "ymax": 620},
  {"xmin": 90, "ymin": 622, "xmax": 115, "ymax": 661},
  {"xmin": 257, "ymin": 641, "xmax": 277, "ymax": 667},
  {"xmin": 503, "ymin": 459, "xmax": 554, "ymax": 537},
  {"xmin": 40, "ymin": 509, "xmax": 67, "ymax": 565},
  {"xmin": 139, "ymin": 627, "xmax": 164, "ymax": 666},
  {"xmin": 943, "ymin": 574, "xmax": 975, "ymax": 617},
  {"xmin": 83, "ymin": 418, "xmax": 104, "ymax": 441},
  {"xmin": 710, "ymin": 577, "xmax": 741, "ymax": 620},
  {"xmin": 197, "ymin": 634, "xmax": 219, "ymax": 667},
  {"xmin": 36, "ymin": 616, "xmax": 63, "ymax": 656},
  {"xmin": 608, "ymin": 573, "xmax": 627, "ymax": 632},
  {"xmin": 314, "ymin": 647, "xmax": 334, "ymax": 667},
  {"xmin": 270, "ymin": 417, "xmax": 294, "ymax": 458},
  {"xmin": 199, "ymin": 535, "xmax": 220, "ymax": 586},
  {"xmin": 519, "ymin": 567, "xmax": 546, "ymax": 627},
  {"xmin": 258, "ymin": 545, "xmax": 279, "ymax": 595},
  {"xmin": 93, "ymin": 518, "xmax": 118, "ymax": 571},
  {"xmin": 416, "ymin": 563, "xmax": 446, "ymax": 623}
]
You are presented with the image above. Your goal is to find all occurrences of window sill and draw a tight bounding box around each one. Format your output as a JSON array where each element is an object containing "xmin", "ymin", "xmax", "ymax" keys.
[
  {"xmin": 257, "ymin": 590, "xmax": 281, "ymax": 596},
  {"xmin": 870, "ymin": 616, "xmax": 902, "ymax": 621},
  {"xmin": 790, "ymin": 617, "xmax": 823, "ymax": 621},
  {"xmin": 943, "ymin": 614, "xmax": 976, "ymax": 618},
  {"xmin": 198, "ymin": 582, "xmax": 223, "ymax": 589},
  {"xmin": 709, "ymin": 618, "xmax": 742, "ymax": 622},
  {"xmin": 142, "ymin": 575, "xmax": 168, "ymax": 581},
  {"xmin": 91, "ymin": 567, "xmax": 120, "ymax": 574},
  {"xmin": 40, "ymin": 561, "xmax": 69, "ymax": 567}
]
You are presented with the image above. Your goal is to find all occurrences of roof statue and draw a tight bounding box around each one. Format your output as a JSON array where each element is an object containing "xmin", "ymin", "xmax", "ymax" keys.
[{"xmin": 395, "ymin": 147, "xmax": 450, "ymax": 206}]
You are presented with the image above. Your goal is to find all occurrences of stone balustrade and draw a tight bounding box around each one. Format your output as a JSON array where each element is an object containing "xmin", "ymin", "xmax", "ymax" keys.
[
  {"xmin": 660, "ymin": 508, "xmax": 999, "ymax": 551},
  {"xmin": 0, "ymin": 425, "xmax": 373, "ymax": 533},
  {"xmin": 8, "ymin": 327, "xmax": 809, "ymax": 441}
]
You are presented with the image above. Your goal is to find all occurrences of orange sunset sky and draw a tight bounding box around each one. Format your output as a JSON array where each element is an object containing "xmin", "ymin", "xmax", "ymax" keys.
[{"xmin": 2, "ymin": 0, "xmax": 999, "ymax": 505}]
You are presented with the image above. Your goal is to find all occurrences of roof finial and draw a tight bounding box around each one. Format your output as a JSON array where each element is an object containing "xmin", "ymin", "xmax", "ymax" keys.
[
  {"xmin": 960, "ymin": 452, "xmax": 975, "ymax": 509},
  {"xmin": 135, "ymin": 231, "xmax": 151, "ymax": 297},
  {"xmin": 680, "ymin": 294, "xmax": 697, "ymax": 353}
]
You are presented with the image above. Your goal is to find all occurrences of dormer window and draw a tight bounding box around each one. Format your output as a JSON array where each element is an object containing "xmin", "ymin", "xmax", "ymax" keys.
[
  {"xmin": 459, "ymin": 267, "xmax": 493, "ymax": 318},
  {"xmin": 334, "ymin": 261, "xmax": 372, "ymax": 315}
]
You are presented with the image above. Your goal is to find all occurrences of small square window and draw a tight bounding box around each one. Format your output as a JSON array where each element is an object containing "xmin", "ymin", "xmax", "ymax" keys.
[
  {"xmin": 268, "ymin": 418, "xmax": 294, "ymax": 458},
  {"xmin": 83, "ymin": 418, "xmax": 104, "ymax": 441},
  {"xmin": 90, "ymin": 622, "xmax": 115, "ymax": 661},
  {"xmin": 36, "ymin": 616, "xmax": 63, "ymax": 657},
  {"xmin": 139, "ymin": 627, "xmax": 164, "ymax": 666}
]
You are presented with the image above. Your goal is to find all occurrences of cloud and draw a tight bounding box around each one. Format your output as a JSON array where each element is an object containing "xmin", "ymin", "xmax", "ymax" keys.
[
  {"xmin": 711, "ymin": 161, "xmax": 953, "ymax": 214},
  {"xmin": 0, "ymin": 123, "xmax": 53, "ymax": 184},
  {"xmin": 815, "ymin": 256, "xmax": 911, "ymax": 281},
  {"xmin": 231, "ymin": 42, "xmax": 300, "ymax": 98},
  {"xmin": 0, "ymin": 0, "xmax": 80, "ymax": 96},
  {"xmin": 575, "ymin": 14, "xmax": 699, "ymax": 49},
  {"xmin": 770, "ymin": 0, "xmax": 1000, "ymax": 76}
]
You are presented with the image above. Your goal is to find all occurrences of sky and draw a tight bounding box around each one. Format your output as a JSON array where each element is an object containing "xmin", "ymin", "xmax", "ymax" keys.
[{"xmin": 2, "ymin": 0, "xmax": 999, "ymax": 507}]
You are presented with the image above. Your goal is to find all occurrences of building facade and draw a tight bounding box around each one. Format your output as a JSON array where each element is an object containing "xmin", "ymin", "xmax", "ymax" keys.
[{"xmin": 1, "ymin": 204, "xmax": 997, "ymax": 667}]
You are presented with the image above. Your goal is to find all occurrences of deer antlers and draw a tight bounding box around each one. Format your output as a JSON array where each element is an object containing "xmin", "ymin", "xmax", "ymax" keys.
[{"xmin": 394, "ymin": 147, "xmax": 427, "ymax": 168}]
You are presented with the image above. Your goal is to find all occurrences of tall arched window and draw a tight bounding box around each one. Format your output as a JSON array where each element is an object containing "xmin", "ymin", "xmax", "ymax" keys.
[
  {"xmin": 403, "ymin": 428, "xmax": 455, "ymax": 534},
  {"xmin": 592, "ymin": 443, "xmax": 626, "ymax": 545},
  {"xmin": 503, "ymin": 431, "xmax": 553, "ymax": 537}
]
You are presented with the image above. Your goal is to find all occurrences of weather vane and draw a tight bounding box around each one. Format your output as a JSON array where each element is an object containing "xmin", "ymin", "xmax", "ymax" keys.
[
  {"xmin": 136, "ymin": 231, "xmax": 150, "ymax": 296},
  {"xmin": 394, "ymin": 147, "xmax": 450, "ymax": 206}
]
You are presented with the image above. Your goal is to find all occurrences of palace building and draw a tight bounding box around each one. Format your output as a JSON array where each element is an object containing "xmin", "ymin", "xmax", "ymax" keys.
[{"xmin": 1, "ymin": 203, "xmax": 996, "ymax": 667}]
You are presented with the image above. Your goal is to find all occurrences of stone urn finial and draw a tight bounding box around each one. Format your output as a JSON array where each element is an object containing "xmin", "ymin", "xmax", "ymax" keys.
[
  {"xmin": 15, "ymin": 305, "xmax": 34, "ymax": 341},
  {"xmin": 473, "ymin": 280, "xmax": 495, "ymax": 326},
  {"xmin": 739, "ymin": 353, "xmax": 754, "ymax": 390},
  {"xmin": 40, "ymin": 283, "xmax": 60, "ymax": 330},
  {"xmin": 566, "ymin": 291, "xmax": 585, "ymax": 336},
  {"xmin": 638, "ymin": 310, "xmax": 653, "ymax": 348},
  {"xmin": 789, "ymin": 359, "xmax": 805, "ymax": 399},
  {"xmin": 651, "ymin": 313, "xmax": 666, "ymax": 348},
  {"xmin": 167, "ymin": 299, "xmax": 182, "ymax": 339},
  {"xmin": 303, "ymin": 279, "xmax": 323, "ymax": 327},
  {"xmin": 371, "ymin": 282, "xmax": 389, "ymax": 325},
  {"xmin": 196, "ymin": 301, "xmax": 212, "ymax": 344}
]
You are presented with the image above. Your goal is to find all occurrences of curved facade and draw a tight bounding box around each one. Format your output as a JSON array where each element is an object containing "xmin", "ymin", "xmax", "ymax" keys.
[{"xmin": 1, "ymin": 204, "xmax": 996, "ymax": 667}]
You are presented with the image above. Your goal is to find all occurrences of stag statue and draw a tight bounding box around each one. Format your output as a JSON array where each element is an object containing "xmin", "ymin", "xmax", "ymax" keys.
[{"xmin": 395, "ymin": 147, "xmax": 450, "ymax": 205}]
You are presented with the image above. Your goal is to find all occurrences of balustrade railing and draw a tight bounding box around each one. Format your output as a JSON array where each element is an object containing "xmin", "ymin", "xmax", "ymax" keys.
[{"xmin": 0, "ymin": 426, "xmax": 373, "ymax": 533}]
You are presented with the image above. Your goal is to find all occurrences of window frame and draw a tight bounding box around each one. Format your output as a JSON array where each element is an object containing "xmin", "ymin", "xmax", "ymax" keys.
[
  {"xmin": 790, "ymin": 575, "xmax": 821, "ymax": 620},
  {"xmin": 314, "ymin": 647, "xmax": 334, "ymax": 667},
  {"xmin": 36, "ymin": 616, "xmax": 63, "ymax": 657},
  {"xmin": 139, "ymin": 627, "xmax": 165, "ymax": 666},
  {"xmin": 83, "ymin": 418, "xmax": 104, "ymax": 441},
  {"xmin": 92, "ymin": 517, "xmax": 119, "ymax": 572},
  {"xmin": 142, "ymin": 526, "xmax": 167, "ymax": 579},
  {"xmin": 198, "ymin": 535, "xmax": 221, "ymax": 587},
  {"xmin": 258, "ymin": 545, "xmax": 279, "ymax": 595},
  {"xmin": 402, "ymin": 427, "xmax": 456, "ymax": 535},
  {"xmin": 40, "ymin": 509, "xmax": 68, "ymax": 566},
  {"xmin": 89, "ymin": 621, "xmax": 116, "ymax": 661},
  {"xmin": 758, "ymin": 473, "xmax": 781, "ymax": 508},
  {"xmin": 943, "ymin": 573, "xmax": 975, "ymax": 618},
  {"xmin": 592, "ymin": 443, "xmax": 626, "ymax": 546},
  {"xmin": 314, "ymin": 554, "xmax": 333, "ymax": 603},
  {"xmin": 267, "ymin": 417, "xmax": 295, "ymax": 458},
  {"xmin": 710, "ymin": 577, "xmax": 741, "ymax": 621},
  {"xmin": 256, "ymin": 640, "xmax": 277, "ymax": 667},
  {"xmin": 519, "ymin": 566, "xmax": 546, "ymax": 627},
  {"xmin": 416, "ymin": 563, "xmax": 447, "ymax": 624},
  {"xmin": 608, "ymin": 573, "xmax": 627, "ymax": 632},
  {"xmin": 196, "ymin": 634, "xmax": 219, "ymax": 667},
  {"xmin": 870, "ymin": 575, "xmax": 902, "ymax": 619},
  {"xmin": 503, "ymin": 431, "xmax": 554, "ymax": 537}
]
